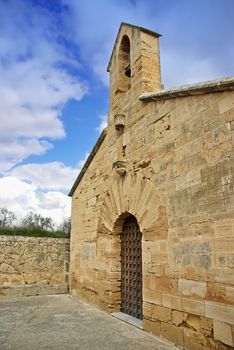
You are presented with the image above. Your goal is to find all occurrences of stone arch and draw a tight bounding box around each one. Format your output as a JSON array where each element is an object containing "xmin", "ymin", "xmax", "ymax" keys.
[{"xmin": 98, "ymin": 172, "xmax": 164, "ymax": 237}]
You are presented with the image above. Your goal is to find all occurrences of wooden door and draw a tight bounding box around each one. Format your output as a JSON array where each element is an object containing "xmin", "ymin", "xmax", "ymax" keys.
[{"xmin": 120, "ymin": 216, "xmax": 142, "ymax": 319}]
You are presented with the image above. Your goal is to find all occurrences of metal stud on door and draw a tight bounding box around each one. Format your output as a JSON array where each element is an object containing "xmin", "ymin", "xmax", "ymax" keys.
[{"xmin": 120, "ymin": 216, "xmax": 142, "ymax": 319}]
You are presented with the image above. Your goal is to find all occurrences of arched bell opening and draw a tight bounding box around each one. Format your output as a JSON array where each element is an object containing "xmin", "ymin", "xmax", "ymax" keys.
[{"xmin": 117, "ymin": 35, "xmax": 131, "ymax": 92}]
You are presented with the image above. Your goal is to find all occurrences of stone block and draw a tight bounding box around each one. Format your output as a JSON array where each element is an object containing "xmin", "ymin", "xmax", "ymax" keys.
[
  {"xmin": 175, "ymin": 169, "xmax": 201, "ymax": 191},
  {"xmin": 226, "ymin": 286, "xmax": 234, "ymax": 304},
  {"xmin": 143, "ymin": 301, "xmax": 153, "ymax": 319},
  {"xmin": 161, "ymin": 322, "xmax": 184, "ymax": 347},
  {"xmin": 172, "ymin": 310, "xmax": 185, "ymax": 326},
  {"xmin": 207, "ymin": 282, "xmax": 226, "ymax": 303},
  {"xmin": 151, "ymin": 252, "xmax": 168, "ymax": 265},
  {"xmin": 151, "ymin": 304, "xmax": 171, "ymax": 322},
  {"xmin": 162, "ymin": 293, "xmax": 182, "ymax": 311},
  {"xmin": 205, "ymin": 300, "xmax": 234, "ymax": 324},
  {"xmin": 172, "ymin": 240, "xmax": 212, "ymax": 270},
  {"xmin": 185, "ymin": 314, "xmax": 201, "ymax": 331},
  {"xmin": 143, "ymin": 288, "xmax": 162, "ymax": 305},
  {"xmin": 184, "ymin": 267, "xmax": 214, "ymax": 283},
  {"xmin": 215, "ymin": 220, "xmax": 233, "ymax": 237},
  {"xmin": 147, "ymin": 263, "xmax": 164, "ymax": 276},
  {"xmin": 182, "ymin": 297, "xmax": 205, "ymax": 316},
  {"xmin": 143, "ymin": 318, "xmax": 161, "ymax": 336},
  {"xmin": 215, "ymin": 237, "xmax": 234, "ymax": 252},
  {"xmin": 148, "ymin": 275, "xmax": 171, "ymax": 294},
  {"xmin": 214, "ymin": 266, "xmax": 234, "ymax": 284},
  {"xmin": 178, "ymin": 279, "xmax": 207, "ymax": 298},
  {"xmin": 213, "ymin": 320, "xmax": 234, "ymax": 347},
  {"xmin": 215, "ymin": 252, "xmax": 234, "ymax": 268}
]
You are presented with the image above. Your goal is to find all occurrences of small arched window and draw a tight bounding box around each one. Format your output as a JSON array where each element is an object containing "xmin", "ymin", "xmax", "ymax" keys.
[{"xmin": 117, "ymin": 35, "xmax": 131, "ymax": 92}]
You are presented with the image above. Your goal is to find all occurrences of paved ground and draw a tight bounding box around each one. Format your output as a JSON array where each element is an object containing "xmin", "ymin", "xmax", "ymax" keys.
[{"xmin": 0, "ymin": 294, "xmax": 180, "ymax": 350}]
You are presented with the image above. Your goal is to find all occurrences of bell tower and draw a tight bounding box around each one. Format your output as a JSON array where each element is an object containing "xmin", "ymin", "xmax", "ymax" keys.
[{"xmin": 107, "ymin": 23, "xmax": 163, "ymax": 124}]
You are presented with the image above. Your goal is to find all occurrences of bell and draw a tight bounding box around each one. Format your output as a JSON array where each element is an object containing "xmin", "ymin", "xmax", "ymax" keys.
[{"xmin": 124, "ymin": 63, "xmax": 131, "ymax": 77}]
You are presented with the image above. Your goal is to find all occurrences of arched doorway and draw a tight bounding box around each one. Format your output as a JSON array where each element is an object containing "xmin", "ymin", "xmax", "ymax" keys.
[{"xmin": 120, "ymin": 215, "xmax": 142, "ymax": 319}]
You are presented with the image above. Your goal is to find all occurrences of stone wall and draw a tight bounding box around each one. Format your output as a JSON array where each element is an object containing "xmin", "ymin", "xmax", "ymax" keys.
[
  {"xmin": 70, "ymin": 24, "xmax": 234, "ymax": 350},
  {"xmin": 0, "ymin": 235, "xmax": 70, "ymax": 297}
]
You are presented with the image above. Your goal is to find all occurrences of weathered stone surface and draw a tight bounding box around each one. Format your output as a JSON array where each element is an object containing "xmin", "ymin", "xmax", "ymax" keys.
[
  {"xmin": 144, "ymin": 206, "xmax": 168, "ymax": 240},
  {"xmin": 182, "ymin": 297, "xmax": 205, "ymax": 316},
  {"xmin": 143, "ymin": 289, "xmax": 162, "ymax": 305},
  {"xmin": 0, "ymin": 236, "xmax": 69, "ymax": 297},
  {"xmin": 172, "ymin": 240, "xmax": 212, "ymax": 270},
  {"xmin": 161, "ymin": 323, "xmax": 184, "ymax": 347},
  {"xmin": 172, "ymin": 310, "xmax": 185, "ymax": 326},
  {"xmin": 205, "ymin": 300, "xmax": 234, "ymax": 324},
  {"xmin": 183, "ymin": 328, "xmax": 208, "ymax": 350},
  {"xmin": 162, "ymin": 294, "xmax": 182, "ymax": 310},
  {"xmin": 213, "ymin": 320, "xmax": 234, "ymax": 347},
  {"xmin": 151, "ymin": 304, "xmax": 172, "ymax": 322},
  {"xmin": 178, "ymin": 279, "xmax": 207, "ymax": 298},
  {"xmin": 200, "ymin": 317, "xmax": 213, "ymax": 336},
  {"xmin": 143, "ymin": 318, "xmax": 161, "ymax": 336}
]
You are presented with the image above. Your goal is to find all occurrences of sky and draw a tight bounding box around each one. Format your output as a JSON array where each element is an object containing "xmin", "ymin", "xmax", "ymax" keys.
[{"xmin": 0, "ymin": 0, "xmax": 233, "ymax": 226}]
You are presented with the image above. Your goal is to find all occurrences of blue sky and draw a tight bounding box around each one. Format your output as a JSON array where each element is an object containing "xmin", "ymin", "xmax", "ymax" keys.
[{"xmin": 0, "ymin": 0, "xmax": 233, "ymax": 225}]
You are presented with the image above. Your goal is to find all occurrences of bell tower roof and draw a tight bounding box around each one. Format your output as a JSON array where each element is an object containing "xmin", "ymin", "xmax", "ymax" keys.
[{"xmin": 107, "ymin": 22, "xmax": 161, "ymax": 72}]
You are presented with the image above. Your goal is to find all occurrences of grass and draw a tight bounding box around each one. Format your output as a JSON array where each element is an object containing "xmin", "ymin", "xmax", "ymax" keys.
[{"xmin": 0, "ymin": 226, "xmax": 69, "ymax": 238}]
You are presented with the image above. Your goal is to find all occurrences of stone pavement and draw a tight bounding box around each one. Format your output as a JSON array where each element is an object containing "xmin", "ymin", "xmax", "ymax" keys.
[{"xmin": 0, "ymin": 294, "xmax": 180, "ymax": 350}]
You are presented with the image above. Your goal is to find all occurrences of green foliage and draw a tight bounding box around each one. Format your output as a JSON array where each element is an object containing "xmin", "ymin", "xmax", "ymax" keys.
[
  {"xmin": 58, "ymin": 217, "xmax": 71, "ymax": 237},
  {"xmin": 22, "ymin": 211, "xmax": 54, "ymax": 231},
  {"xmin": 0, "ymin": 226, "xmax": 67, "ymax": 238},
  {"xmin": 0, "ymin": 207, "xmax": 69, "ymax": 238},
  {"xmin": 0, "ymin": 208, "xmax": 16, "ymax": 227}
]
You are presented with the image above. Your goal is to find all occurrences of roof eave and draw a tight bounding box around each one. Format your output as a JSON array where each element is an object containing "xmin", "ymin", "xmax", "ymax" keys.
[{"xmin": 139, "ymin": 76, "xmax": 234, "ymax": 102}]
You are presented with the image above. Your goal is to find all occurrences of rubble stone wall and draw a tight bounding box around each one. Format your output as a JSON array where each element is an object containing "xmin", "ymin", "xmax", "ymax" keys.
[{"xmin": 0, "ymin": 236, "xmax": 70, "ymax": 297}]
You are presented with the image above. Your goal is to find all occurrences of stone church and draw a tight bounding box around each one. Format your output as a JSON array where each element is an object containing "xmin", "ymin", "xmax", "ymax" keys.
[{"xmin": 69, "ymin": 23, "xmax": 234, "ymax": 349}]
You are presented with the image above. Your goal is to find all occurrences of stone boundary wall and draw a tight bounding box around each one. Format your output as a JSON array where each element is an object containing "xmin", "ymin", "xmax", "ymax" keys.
[{"xmin": 0, "ymin": 235, "xmax": 70, "ymax": 297}]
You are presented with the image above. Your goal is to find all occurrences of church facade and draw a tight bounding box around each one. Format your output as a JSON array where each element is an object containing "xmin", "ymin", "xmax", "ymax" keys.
[{"xmin": 69, "ymin": 23, "xmax": 234, "ymax": 349}]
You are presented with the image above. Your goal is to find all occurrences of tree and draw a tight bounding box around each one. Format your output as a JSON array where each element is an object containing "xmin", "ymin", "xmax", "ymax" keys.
[
  {"xmin": 59, "ymin": 217, "xmax": 71, "ymax": 237},
  {"xmin": 22, "ymin": 212, "xmax": 54, "ymax": 231},
  {"xmin": 0, "ymin": 208, "xmax": 16, "ymax": 227}
]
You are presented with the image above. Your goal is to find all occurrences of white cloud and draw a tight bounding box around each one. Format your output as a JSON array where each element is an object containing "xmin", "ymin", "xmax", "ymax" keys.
[
  {"xmin": 0, "ymin": 176, "xmax": 71, "ymax": 226},
  {"xmin": 0, "ymin": 0, "xmax": 88, "ymax": 173},
  {"xmin": 9, "ymin": 162, "xmax": 79, "ymax": 191},
  {"xmin": 96, "ymin": 114, "xmax": 108, "ymax": 133},
  {"xmin": 0, "ymin": 139, "xmax": 53, "ymax": 173},
  {"xmin": 62, "ymin": 0, "xmax": 234, "ymax": 88},
  {"xmin": 161, "ymin": 51, "xmax": 220, "ymax": 88},
  {"xmin": 62, "ymin": 0, "xmax": 146, "ymax": 85}
]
